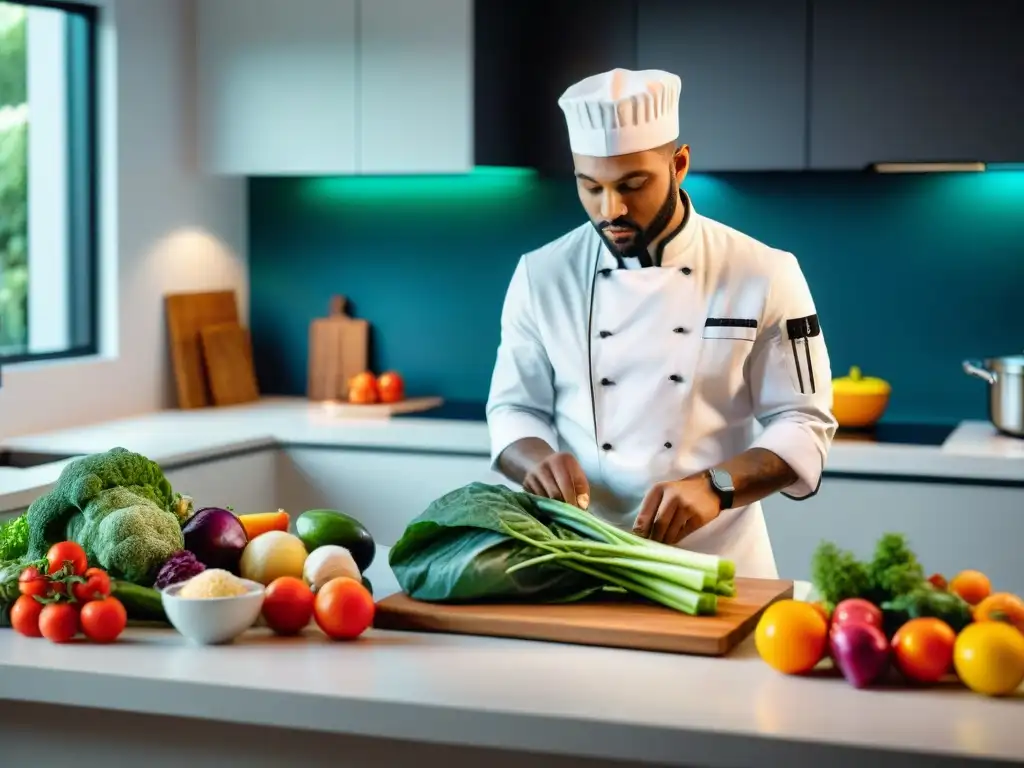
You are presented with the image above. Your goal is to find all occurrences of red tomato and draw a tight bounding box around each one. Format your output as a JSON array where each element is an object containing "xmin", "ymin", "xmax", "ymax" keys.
[
  {"xmin": 80, "ymin": 597, "xmax": 127, "ymax": 643},
  {"xmin": 18, "ymin": 566, "xmax": 51, "ymax": 597},
  {"xmin": 376, "ymin": 371, "xmax": 405, "ymax": 403},
  {"xmin": 10, "ymin": 595, "xmax": 44, "ymax": 637},
  {"xmin": 314, "ymin": 577, "xmax": 375, "ymax": 640},
  {"xmin": 892, "ymin": 617, "xmax": 956, "ymax": 683},
  {"xmin": 39, "ymin": 603, "xmax": 79, "ymax": 643},
  {"xmin": 72, "ymin": 567, "xmax": 111, "ymax": 603},
  {"xmin": 831, "ymin": 598, "xmax": 883, "ymax": 631},
  {"xmin": 348, "ymin": 372, "xmax": 379, "ymax": 404},
  {"xmin": 927, "ymin": 573, "xmax": 948, "ymax": 591},
  {"xmin": 46, "ymin": 541, "xmax": 88, "ymax": 577},
  {"xmin": 262, "ymin": 576, "xmax": 315, "ymax": 635}
]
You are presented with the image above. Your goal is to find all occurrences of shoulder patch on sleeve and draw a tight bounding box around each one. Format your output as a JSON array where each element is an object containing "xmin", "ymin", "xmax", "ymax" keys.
[
  {"xmin": 784, "ymin": 314, "xmax": 822, "ymax": 394},
  {"xmin": 785, "ymin": 314, "xmax": 821, "ymax": 341}
]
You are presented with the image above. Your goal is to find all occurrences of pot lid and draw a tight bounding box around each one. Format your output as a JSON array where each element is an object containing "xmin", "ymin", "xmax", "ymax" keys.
[{"xmin": 986, "ymin": 354, "xmax": 1024, "ymax": 374}]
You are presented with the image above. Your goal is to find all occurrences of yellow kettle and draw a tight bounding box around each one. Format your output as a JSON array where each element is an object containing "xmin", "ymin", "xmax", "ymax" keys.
[{"xmin": 830, "ymin": 366, "xmax": 891, "ymax": 428}]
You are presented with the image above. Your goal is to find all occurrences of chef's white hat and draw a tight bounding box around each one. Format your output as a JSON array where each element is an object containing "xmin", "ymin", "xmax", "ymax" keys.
[{"xmin": 558, "ymin": 68, "xmax": 681, "ymax": 158}]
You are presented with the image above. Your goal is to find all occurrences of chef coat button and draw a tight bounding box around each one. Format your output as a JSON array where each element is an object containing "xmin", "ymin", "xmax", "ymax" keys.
[
  {"xmin": 672, "ymin": 326, "xmax": 689, "ymax": 334},
  {"xmin": 664, "ymin": 441, "xmax": 673, "ymax": 449},
  {"xmin": 669, "ymin": 374, "xmax": 684, "ymax": 383},
  {"xmin": 599, "ymin": 330, "xmax": 612, "ymax": 338},
  {"xmin": 599, "ymin": 268, "xmax": 613, "ymax": 278},
  {"xmin": 601, "ymin": 442, "xmax": 612, "ymax": 451},
  {"xmin": 600, "ymin": 377, "xmax": 614, "ymax": 386},
  {"xmin": 680, "ymin": 266, "xmax": 692, "ymax": 275}
]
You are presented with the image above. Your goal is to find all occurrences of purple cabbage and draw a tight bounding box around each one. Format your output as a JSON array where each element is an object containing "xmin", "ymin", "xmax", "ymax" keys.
[{"xmin": 154, "ymin": 550, "xmax": 207, "ymax": 590}]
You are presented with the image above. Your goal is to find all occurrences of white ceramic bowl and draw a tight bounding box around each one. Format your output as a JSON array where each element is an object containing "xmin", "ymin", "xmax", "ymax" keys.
[{"xmin": 161, "ymin": 578, "xmax": 266, "ymax": 645}]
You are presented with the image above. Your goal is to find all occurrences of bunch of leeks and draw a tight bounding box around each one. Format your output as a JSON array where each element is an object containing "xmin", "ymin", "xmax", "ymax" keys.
[{"xmin": 502, "ymin": 497, "xmax": 735, "ymax": 616}]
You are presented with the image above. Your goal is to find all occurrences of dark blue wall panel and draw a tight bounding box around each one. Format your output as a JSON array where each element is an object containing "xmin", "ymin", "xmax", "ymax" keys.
[{"xmin": 249, "ymin": 168, "xmax": 1024, "ymax": 424}]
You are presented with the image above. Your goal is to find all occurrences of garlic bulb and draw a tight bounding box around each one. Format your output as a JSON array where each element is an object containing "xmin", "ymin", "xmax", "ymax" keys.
[{"xmin": 302, "ymin": 545, "xmax": 361, "ymax": 592}]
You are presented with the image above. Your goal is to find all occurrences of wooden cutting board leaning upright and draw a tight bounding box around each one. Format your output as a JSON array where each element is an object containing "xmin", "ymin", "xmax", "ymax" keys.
[
  {"xmin": 308, "ymin": 295, "xmax": 369, "ymax": 401},
  {"xmin": 165, "ymin": 290, "xmax": 240, "ymax": 409},
  {"xmin": 199, "ymin": 322, "xmax": 261, "ymax": 406}
]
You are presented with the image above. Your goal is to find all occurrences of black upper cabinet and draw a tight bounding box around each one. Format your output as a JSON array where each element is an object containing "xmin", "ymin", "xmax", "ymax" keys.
[
  {"xmin": 474, "ymin": 0, "xmax": 638, "ymax": 175},
  {"xmin": 637, "ymin": 0, "xmax": 810, "ymax": 172},
  {"xmin": 810, "ymin": 0, "xmax": 1024, "ymax": 169}
]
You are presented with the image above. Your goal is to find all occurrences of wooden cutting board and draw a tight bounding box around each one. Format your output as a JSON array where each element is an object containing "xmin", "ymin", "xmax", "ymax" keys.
[
  {"xmin": 308, "ymin": 295, "xmax": 369, "ymax": 401},
  {"xmin": 373, "ymin": 578, "xmax": 794, "ymax": 656},
  {"xmin": 320, "ymin": 396, "xmax": 444, "ymax": 418},
  {"xmin": 165, "ymin": 290, "xmax": 240, "ymax": 409},
  {"xmin": 199, "ymin": 322, "xmax": 260, "ymax": 406}
]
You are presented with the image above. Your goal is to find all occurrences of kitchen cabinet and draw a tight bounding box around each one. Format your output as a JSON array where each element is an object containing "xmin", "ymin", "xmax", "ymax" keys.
[
  {"xmin": 358, "ymin": 0, "xmax": 473, "ymax": 174},
  {"xmin": 197, "ymin": 0, "xmax": 359, "ymax": 175},
  {"xmin": 278, "ymin": 447, "xmax": 506, "ymax": 547},
  {"xmin": 762, "ymin": 476, "xmax": 1024, "ymax": 597},
  {"xmin": 808, "ymin": 0, "xmax": 1024, "ymax": 169},
  {"xmin": 474, "ymin": 0, "xmax": 638, "ymax": 175},
  {"xmin": 636, "ymin": 0, "xmax": 809, "ymax": 172},
  {"xmin": 197, "ymin": 0, "xmax": 473, "ymax": 175}
]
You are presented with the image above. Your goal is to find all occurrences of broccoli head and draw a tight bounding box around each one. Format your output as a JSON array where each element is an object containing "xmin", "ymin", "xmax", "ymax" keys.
[
  {"xmin": 66, "ymin": 486, "xmax": 184, "ymax": 585},
  {"xmin": 25, "ymin": 447, "xmax": 190, "ymax": 583}
]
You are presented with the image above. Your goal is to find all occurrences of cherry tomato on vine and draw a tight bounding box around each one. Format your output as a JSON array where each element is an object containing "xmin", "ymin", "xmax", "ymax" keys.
[{"xmin": 72, "ymin": 567, "xmax": 111, "ymax": 603}]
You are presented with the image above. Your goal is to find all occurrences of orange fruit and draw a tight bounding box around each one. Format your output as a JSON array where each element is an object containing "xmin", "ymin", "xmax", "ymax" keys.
[
  {"xmin": 755, "ymin": 599, "xmax": 828, "ymax": 675},
  {"xmin": 974, "ymin": 592, "xmax": 1024, "ymax": 634},
  {"xmin": 262, "ymin": 576, "xmax": 315, "ymax": 635},
  {"xmin": 809, "ymin": 601, "xmax": 830, "ymax": 624},
  {"xmin": 314, "ymin": 576, "xmax": 375, "ymax": 640},
  {"xmin": 949, "ymin": 570, "xmax": 992, "ymax": 606},
  {"xmin": 891, "ymin": 617, "xmax": 956, "ymax": 683}
]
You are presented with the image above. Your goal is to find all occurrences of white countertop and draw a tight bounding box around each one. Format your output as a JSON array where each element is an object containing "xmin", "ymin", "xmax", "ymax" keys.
[
  {"xmin": 0, "ymin": 397, "xmax": 1021, "ymax": 513},
  {"xmin": 0, "ymin": 547, "xmax": 1020, "ymax": 766}
]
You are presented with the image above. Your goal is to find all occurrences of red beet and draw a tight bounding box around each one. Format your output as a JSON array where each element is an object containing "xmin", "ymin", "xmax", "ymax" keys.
[{"xmin": 830, "ymin": 621, "xmax": 890, "ymax": 688}]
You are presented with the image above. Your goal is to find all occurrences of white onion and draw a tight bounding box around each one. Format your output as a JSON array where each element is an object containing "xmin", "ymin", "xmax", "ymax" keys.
[{"xmin": 302, "ymin": 545, "xmax": 361, "ymax": 592}]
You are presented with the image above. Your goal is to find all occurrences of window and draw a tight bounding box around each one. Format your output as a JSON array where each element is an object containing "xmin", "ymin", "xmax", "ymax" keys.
[{"xmin": 0, "ymin": 0, "xmax": 97, "ymax": 364}]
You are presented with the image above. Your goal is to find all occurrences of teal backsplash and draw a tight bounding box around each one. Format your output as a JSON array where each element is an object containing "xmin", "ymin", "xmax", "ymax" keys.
[{"xmin": 248, "ymin": 169, "xmax": 1024, "ymax": 424}]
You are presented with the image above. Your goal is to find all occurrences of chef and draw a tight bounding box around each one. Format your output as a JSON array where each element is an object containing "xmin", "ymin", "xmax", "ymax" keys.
[{"xmin": 485, "ymin": 68, "xmax": 837, "ymax": 579}]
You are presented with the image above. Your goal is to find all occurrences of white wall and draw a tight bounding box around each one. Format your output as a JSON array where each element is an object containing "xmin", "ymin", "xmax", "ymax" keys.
[{"xmin": 0, "ymin": 0, "xmax": 248, "ymax": 437}]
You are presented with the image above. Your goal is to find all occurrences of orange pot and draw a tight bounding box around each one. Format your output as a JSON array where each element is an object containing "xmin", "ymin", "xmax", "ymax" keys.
[{"xmin": 831, "ymin": 366, "xmax": 891, "ymax": 428}]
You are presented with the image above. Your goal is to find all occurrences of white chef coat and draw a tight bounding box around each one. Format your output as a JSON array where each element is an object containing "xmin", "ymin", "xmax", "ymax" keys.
[{"xmin": 485, "ymin": 191, "xmax": 837, "ymax": 579}]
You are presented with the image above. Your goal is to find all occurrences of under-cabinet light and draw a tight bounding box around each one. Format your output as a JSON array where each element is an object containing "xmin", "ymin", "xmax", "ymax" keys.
[{"xmin": 871, "ymin": 162, "xmax": 986, "ymax": 173}]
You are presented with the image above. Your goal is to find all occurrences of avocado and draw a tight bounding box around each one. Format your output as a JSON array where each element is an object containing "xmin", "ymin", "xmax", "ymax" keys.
[{"xmin": 295, "ymin": 509, "xmax": 376, "ymax": 572}]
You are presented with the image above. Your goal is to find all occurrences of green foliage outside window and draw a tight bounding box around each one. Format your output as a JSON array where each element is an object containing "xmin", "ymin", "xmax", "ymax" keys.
[{"xmin": 0, "ymin": 2, "xmax": 28, "ymax": 354}]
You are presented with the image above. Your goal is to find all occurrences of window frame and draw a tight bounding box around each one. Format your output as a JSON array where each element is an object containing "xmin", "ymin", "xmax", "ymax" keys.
[{"xmin": 0, "ymin": 0, "xmax": 99, "ymax": 366}]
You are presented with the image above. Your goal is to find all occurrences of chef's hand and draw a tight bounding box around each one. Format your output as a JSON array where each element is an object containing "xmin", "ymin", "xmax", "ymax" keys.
[
  {"xmin": 523, "ymin": 452, "xmax": 591, "ymax": 509},
  {"xmin": 633, "ymin": 476, "xmax": 721, "ymax": 544}
]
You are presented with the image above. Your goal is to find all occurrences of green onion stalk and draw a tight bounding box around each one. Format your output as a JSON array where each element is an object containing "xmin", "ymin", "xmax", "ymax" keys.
[{"xmin": 499, "ymin": 496, "xmax": 736, "ymax": 616}]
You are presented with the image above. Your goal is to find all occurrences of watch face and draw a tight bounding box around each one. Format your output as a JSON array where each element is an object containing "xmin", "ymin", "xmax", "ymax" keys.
[{"xmin": 711, "ymin": 468, "xmax": 734, "ymax": 492}]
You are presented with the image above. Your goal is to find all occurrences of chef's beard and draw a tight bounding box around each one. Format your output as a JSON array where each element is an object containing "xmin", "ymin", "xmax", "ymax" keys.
[{"xmin": 594, "ymin": 173, "xmax": 680, "ymax": 262}]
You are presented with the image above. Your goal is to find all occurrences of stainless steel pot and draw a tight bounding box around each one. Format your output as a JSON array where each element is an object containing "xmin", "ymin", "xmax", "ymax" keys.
[{"xmin": 963, "ymin": 354, "xmax": 1024, "ymax": 437}]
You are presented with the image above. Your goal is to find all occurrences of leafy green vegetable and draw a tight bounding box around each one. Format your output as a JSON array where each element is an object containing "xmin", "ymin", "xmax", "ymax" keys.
[
  {"xmin": 0, "ymin": 514, "xmax": 29, "ymax": 560},
  {"xmin": 25, "ymin": 447, "xmax": 192, "ymax": 585},
  {"xmin": 389, "ymin": 483, "xmax": 598, "ymax": 602},
  {"xmin": 810, "ymin": 541, "xmax": 871, "ymax": 608},
  {"xmin": 867, "ymin": 533, "xmax": 925, "ymax": 603},
  {"xmin": 388, "ymin": 482, "xmax": 733, "ymax": 615},
  {"xmin": 882, "ymin": 586, "xmax": 973, "ymax": 635},
  {"xmin": 811, "ymin": 532, "xmax": 928, "ymax": 612}
]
